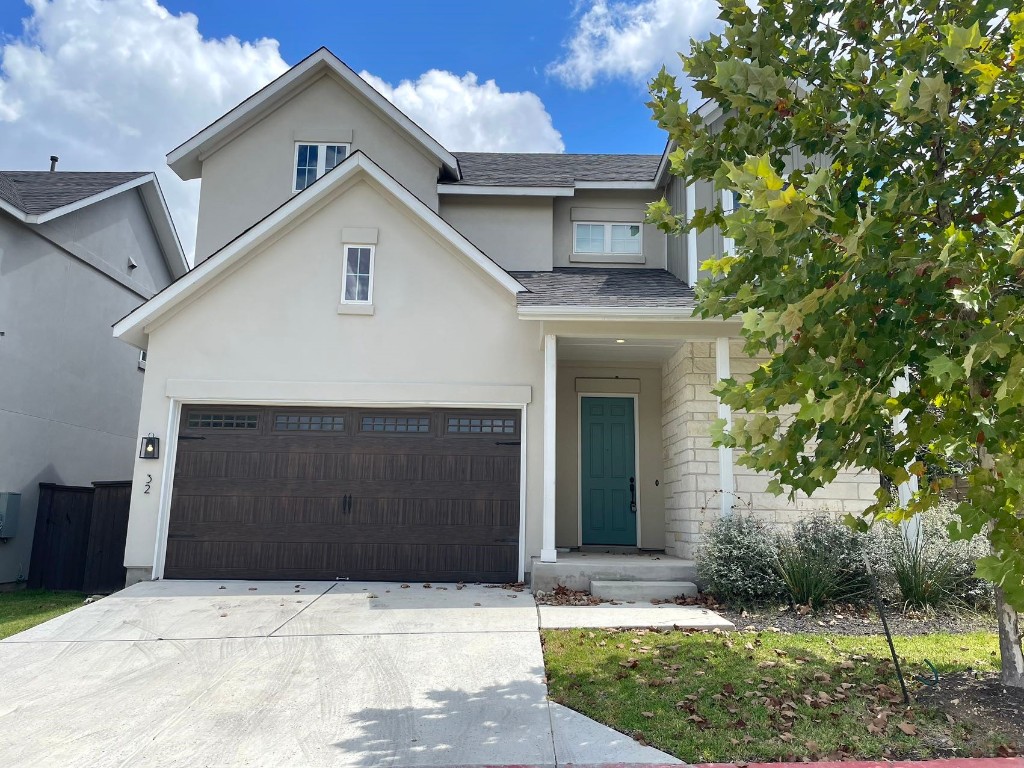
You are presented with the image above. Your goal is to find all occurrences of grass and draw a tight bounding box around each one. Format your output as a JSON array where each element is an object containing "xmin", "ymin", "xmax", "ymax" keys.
[
  {"xmin": 543, "ymin": 627, "xmax": 1012, "ymax": 763},
  {"xmin": 0, "ymin": 589, "xmax": 84, "ymax": 639}
]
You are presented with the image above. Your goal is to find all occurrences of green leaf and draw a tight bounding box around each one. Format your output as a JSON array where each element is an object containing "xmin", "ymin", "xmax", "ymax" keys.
[
  {"xmin": 939, "ymin": 22, "xmax": 984, "ymax": 67},
  {"xmin": 926, "ymin": 354, "xmax": 966, "ymax": 388}
]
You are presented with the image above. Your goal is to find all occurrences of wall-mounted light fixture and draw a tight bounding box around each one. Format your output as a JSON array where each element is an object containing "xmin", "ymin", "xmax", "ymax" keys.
[{"xmin": 139, "ymin": 433, "xmax": 160, "ymax": 459}]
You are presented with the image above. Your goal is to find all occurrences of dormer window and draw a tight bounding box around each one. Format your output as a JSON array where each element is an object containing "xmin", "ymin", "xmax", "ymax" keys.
[
  {"xmin": 573, "ymin": 222, "xmax": 642, "ymax": 256},
  {"xmin": 294, "ymin": 142, "xmax": 350, "ymax": 192}
]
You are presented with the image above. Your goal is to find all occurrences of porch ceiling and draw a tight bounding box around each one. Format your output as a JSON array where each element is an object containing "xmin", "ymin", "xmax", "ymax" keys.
[{"xmin": 557, "ymin": 336, "xmax": 682, "ymax": 364}]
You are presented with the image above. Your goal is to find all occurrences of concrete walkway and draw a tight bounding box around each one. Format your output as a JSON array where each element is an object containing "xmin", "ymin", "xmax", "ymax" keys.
[{"xmin": 0, "ymin": 580, "xmax": 682, "ymax": 767}]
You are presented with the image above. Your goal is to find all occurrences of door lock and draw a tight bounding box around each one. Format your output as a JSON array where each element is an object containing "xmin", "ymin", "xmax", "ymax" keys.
[{"xmin": 629, "ymin": 476, "xmax": 637, "ymax": 514}]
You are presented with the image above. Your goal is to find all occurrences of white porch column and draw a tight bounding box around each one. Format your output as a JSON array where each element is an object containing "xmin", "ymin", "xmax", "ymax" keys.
[
  {"xmin": 715, "ymin": 336, "xmax": 735, "ymax": 518},
  {"xmin": 891, "ymin": 372, "xmax": 921, "ymax": 548},
  {"xmin": 540, "ymin": 333, "xmax": 558, "ymax": 562}
]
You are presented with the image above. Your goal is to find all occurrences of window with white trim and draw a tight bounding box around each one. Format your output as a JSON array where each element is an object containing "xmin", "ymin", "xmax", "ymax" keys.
[
  {"xmin": 342, "ymin": 245, "xmax": 374, "ymax": 303},
  {"xmin": 572, "ymin": 222, "xmax": 642, "ymax": 255},
  {"xmin": 293, "ymin": 142, "xmax": 350, "ymax": 192}
]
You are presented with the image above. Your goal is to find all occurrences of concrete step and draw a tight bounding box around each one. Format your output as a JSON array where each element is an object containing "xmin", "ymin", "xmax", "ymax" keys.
[{"xmin": 590, "ymin": 580, "xmax": 698, "ymax": 601}]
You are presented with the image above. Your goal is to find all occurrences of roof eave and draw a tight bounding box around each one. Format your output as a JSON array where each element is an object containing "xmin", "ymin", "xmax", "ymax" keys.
[
  {"xmin": 516, "ymin": 305, "xmax": 705, "ymax": 321},
  {"xmin": 437, "ymin": 184, "xmax": 575, "ymax": 197}
]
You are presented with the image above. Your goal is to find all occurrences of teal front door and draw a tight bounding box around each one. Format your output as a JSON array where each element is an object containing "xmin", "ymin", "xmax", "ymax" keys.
[{"xmin": 581, "ymin": 396, "xmax": 637, "ymax": 546}]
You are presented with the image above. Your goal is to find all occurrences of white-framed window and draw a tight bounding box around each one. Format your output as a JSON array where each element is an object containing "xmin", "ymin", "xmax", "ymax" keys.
[
  {"xmin": 293, "ymin": 142, "xmax": 350, "ymax": 192},
  {"xmin": 572, "ymin": 222, "xmax": 642, "ymax": 256},
  {"xmin": 138, "ymin": 349, "xmax": 147, "ymax": 371},
  {"xmin": 342, "ymin": 244, "xmax": 374, "ymax": 304}
]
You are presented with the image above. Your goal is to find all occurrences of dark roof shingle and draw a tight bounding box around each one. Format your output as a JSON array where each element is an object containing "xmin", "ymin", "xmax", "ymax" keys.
[
  {"xmin": 0, "ymin": 171, "xmax": 148, "ymax": 216},
  {"xmin": 511, "ymin": 268, "xmax": 697, "ymax": 310},
  {"xmin": 450, "ymin": 153, "xmax": 661, "ymax": 187}
]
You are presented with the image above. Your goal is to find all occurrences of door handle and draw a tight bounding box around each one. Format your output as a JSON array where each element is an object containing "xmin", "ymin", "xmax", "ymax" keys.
[{"xmin": 629, "ymin": 476, "xmax": 637, "ymax": 514}]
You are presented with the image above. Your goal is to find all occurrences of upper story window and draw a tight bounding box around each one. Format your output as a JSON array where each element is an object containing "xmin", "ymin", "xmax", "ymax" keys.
[
  {"xmin": 342, "ymin": 245, "xmax": 374, "ymax": 304},
  {"xmin": 294, "ymin": 142, "xmax": 350, "ymax": 192},
  {"xmin": 573, "ymin": 222, "xmax": 642, "ymax": 256}
]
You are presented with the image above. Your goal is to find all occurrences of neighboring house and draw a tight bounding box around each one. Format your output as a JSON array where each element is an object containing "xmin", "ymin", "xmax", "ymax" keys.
[
  {"xmin": 0, "ymin": 168, "xmax": 187, "ymax": 585},
  {"xmin": 114, "ymin": 48, "xmax": 876, "ymax": 588}
]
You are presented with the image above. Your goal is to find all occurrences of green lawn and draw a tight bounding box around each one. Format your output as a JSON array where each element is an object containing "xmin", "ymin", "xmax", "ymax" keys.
[
  {"xmin": 0, "ymin": 590, "xmax": 85, "ymax": 639},
  {"xmin": 543, "ymin": 628, "xmax": 1010, "ymax": 763}
]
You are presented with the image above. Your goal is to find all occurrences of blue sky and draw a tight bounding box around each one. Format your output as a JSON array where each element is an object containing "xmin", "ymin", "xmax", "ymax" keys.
[
  {"xmin": 0, "ymin": 0, "xmax": 719, "ymax": 253},
  {"xmin": 151, "ymin": 0, "xmax": 676, "ymax": 154}
]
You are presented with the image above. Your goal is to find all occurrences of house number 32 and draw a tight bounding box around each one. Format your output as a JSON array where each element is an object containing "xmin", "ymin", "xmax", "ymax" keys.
[{"xmin": 144, "ymin": 474, "xmax": 153, "ymax": 495}]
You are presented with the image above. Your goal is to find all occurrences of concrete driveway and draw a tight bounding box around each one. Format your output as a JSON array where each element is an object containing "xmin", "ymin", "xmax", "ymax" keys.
[{"xmin": 0, "ymin": 580, "xmax": 679, "ymax": 767}]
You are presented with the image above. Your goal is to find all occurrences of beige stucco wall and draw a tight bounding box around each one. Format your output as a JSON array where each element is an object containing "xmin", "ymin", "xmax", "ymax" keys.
[
  {"xmin": 124, "ymin": 174, "xmax": 546, "ymax": 575},
  {"xmin": 438, "ymin": 196, "xmax": 553, "ymax": 271},
  {"xmin": 662, "ymin": 340, "xmax": 878, "ymax": 559},
  {"xmin": 555, "ymin": 364, "xmax": 666, "ymax": 550},
  {"xmin": 553, "ymin": 189, "xmax": 667, "ymax": 269},
  {"xmin": 193, "ymin": 73, "xmax": 444, "ymax": 263}
]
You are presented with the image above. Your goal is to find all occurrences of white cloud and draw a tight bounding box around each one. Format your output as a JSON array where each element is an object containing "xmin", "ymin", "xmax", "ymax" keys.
[
  {"xmin": 549, "ymin": 0, "xmax": 721, "ymax": 90},
  {"xmin": 0, "ymin": 0, "xmax": 289, "ymax": 260},
  {"xmin": 0, "ymin": 1, "xmax": 564, "ymax": 263},
  {"xmin": 359, "ymin": 69, "xmax": 564, "ymax": 153}
]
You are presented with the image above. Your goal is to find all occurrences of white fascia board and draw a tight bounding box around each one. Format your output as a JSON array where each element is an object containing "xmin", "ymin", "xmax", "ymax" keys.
[
  {"xmin": 516, "ymin": 305, "xmax": 703, "ymax": 322},
  {"xmin": 19, "ymin": 175, "xmax": 152, "ymax": 225},
  {"xmin": 115, "ymin": 152, "xmax": 522, "ymax": 348},
  {"xmin": 574, "ymin": 180, "xmax": 660, "ymax": 190},
  {"xmin": 655, "ymin": 141, "xmax": 675, "ymax": 186},
  {"xmin": 696, "ymin": 98, "xmax": 722, "ymax": 123},
  {"xmin": 137, "ymin": 177, "xmax": 190, "ymax": 278},
  {"xmin": 0, "ymin": 198, "xmax": 26, "ymax": 222},
  {"xmin": 437, "ymin": 184, "xmax": 575, "ymax": 197},
  {"xmin": 167, "ymin": 49, "xmax": 459, "ymax": 181}
]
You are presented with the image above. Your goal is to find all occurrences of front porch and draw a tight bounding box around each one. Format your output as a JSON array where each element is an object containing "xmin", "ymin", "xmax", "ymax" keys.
[
  {"xmin": 530, "ymin": 550, "xmax": 697, "ymax": 595},
  {"xmin": 531, "ymin": 326, "xmax": 742, "ymax": 596}
]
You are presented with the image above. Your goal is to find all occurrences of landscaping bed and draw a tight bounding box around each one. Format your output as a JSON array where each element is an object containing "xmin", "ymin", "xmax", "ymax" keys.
[
  {"xmin": 542, "ymin": 626, "xmax": 1020, "ymax": 763},
  {"xmin": 0, "ymin": 589, "xmax": 85, "ymax": 640}
]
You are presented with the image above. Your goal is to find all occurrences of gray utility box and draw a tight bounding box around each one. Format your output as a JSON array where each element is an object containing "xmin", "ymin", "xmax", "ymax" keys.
[{"xmin": 0, "ymin": 493, "xmax": 20, "ymax": 539}]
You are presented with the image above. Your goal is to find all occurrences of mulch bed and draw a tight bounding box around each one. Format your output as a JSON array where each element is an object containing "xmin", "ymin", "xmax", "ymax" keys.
[
  {"xmin": 718, "ymin": 603, "xmax": 996, "ymax": 637},
  {"xmin": 916, "ymin": 671, "xmax": 1024, "ymax": 753}
]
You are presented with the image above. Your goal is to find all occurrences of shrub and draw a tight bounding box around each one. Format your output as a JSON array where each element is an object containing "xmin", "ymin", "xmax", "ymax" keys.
[
  {"xmin": 698, "ymin": 515, "xmax": 787, "ymax": 606},
  {"xmin": 877, "ymin": 503, "xmax": 993, "ymax": 611},
  {"xmin": 774, "ymin": 516, "xmax": 872, "ymax": 607}
]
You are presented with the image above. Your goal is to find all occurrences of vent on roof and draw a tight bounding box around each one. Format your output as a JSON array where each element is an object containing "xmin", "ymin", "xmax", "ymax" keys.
[{"xmin": 49, "ymin": 156, "xmax": 58, "ymax": 172}]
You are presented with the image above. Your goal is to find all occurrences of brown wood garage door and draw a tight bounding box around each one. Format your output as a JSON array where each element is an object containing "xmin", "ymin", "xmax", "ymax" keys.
[{"xmin": 164, "ymin": 405, "xmax": 521, "ymax": 582}]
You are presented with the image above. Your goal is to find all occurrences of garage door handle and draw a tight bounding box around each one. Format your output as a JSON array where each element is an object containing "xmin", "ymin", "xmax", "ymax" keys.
[{"xmin": 495, "ymin": 441, "xmax": 520, "ymax": 446}]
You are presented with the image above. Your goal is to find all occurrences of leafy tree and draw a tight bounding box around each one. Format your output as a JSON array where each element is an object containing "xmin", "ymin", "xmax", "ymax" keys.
[{"xmin": 648, "ymin": 0, "xmax": 1024, "ymax": 684}]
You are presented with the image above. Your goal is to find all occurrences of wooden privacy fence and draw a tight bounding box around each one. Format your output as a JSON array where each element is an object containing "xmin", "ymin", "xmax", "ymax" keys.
[{"xmin": 29, "ymin": 481, "xmax": 132, "ymax": 593}]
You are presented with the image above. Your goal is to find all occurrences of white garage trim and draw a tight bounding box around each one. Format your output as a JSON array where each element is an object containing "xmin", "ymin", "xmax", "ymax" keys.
[
  {"xmin": 165, "ymin": 379, "xmax": 532, "ymax": 406},
  {"xmin": 151, "ymin": 394, "xmax": 531, "ymax": 582}
]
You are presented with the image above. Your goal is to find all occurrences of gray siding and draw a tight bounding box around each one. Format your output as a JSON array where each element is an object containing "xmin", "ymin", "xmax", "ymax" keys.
[
  {"xmin": 35, "ymin": 190, "xmax": 172, "ymax": 295},
  {"xmin": 665, "ymin": 175, "xmax": 688, "ymax": 283},
  {"xmin": 0, "ymin": 211, "xmax": 160, "ymax": 584}
]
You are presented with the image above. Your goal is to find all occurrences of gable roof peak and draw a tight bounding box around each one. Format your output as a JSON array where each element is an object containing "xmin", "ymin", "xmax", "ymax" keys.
[{"xmin": 166, "ymin": 47, "xmax": 459, "ymax": 182}]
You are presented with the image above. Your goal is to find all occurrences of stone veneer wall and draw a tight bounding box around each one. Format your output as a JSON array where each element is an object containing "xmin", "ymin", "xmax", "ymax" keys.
[{"xmin": 662, "ymin": 340, "xmax": 879, "ymax": 560}]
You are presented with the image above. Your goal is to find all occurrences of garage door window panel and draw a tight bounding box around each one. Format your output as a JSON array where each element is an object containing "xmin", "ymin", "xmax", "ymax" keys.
[
  {"xmin": 445, "ymin": 414, "xmax": 518, "ymax": 435},
  {"xmin": 359, "ymin": 414, "xmax": 431, "ymax": 433},
  {"xmin": 186, "ymin": 412, "xmax": 259, "ymax": 430},
  {"xmin": 274, "ymin": 413, "xmax": 347, "ymax": 432}
]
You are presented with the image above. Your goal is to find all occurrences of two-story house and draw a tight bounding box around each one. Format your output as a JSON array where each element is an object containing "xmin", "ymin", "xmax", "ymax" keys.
[
  {"xmin": 0, "ymin": 167, "xmax": 187, "ymax": 585},
  {"xmin": 114, "ymin": 49, "xmax": 875, "ymax": 589}
]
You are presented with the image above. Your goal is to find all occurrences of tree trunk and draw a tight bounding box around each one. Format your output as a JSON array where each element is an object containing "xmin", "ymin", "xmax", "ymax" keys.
[{"xmin": 996, "ymin": 585, "xmax": 1024, "ymax": 687}]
